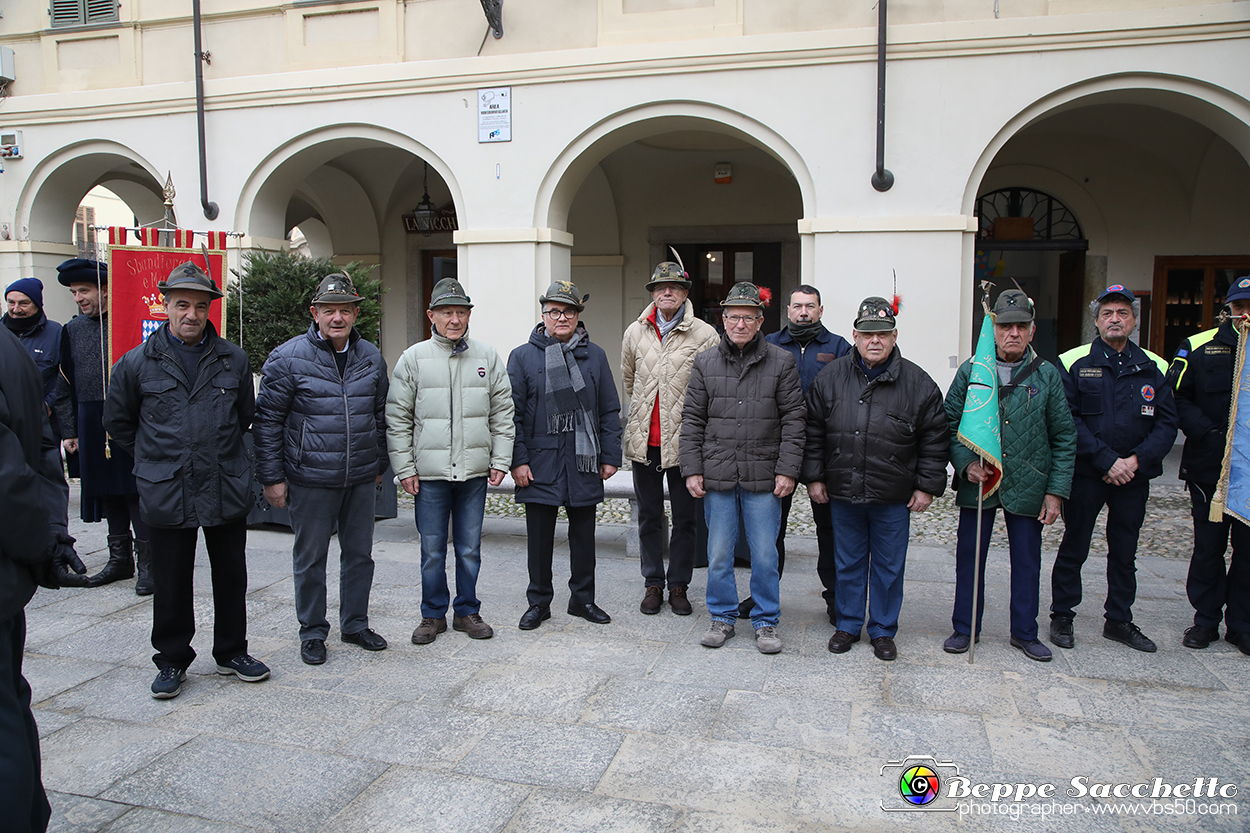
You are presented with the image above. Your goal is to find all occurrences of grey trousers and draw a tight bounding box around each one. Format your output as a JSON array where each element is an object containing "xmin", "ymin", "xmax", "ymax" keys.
[{"xmin": 288, "ymin": 481, "xmax": 377, "ymax": 642}]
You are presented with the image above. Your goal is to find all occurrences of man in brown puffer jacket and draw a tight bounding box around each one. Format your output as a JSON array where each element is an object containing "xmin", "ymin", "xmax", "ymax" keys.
[{"xmin": 680, "ymin": 282, "xmax": 805, "ymax": 655}]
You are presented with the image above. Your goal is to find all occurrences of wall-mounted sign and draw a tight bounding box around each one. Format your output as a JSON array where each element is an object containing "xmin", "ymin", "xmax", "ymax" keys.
[
  {"xmin": 403, "ymin": 203, "xmax": 459, "ymax": 235},
  {"xmin": 478, "ymin": 87, "xmax": 511, "ymax": 143}
]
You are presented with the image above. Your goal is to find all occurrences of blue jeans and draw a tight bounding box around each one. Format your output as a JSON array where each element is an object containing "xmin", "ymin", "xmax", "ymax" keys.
[
  {"xmin": 829, "ymin": 500, "xmax": 911, "ymax": 639},
  {"xmin": 415, "ymin": 477, "xmax": 488, "ymax": 618},
  {"xmin": 704, "ymin": 487, "xmax": 781, "ymax": 627},
  {"xmin": 952, "ymin": 506, "xmax": 1043, "ymax": 641},
  {"xmin": 288, "ymin": 481, "xmax": 377, "ymax": 641}
]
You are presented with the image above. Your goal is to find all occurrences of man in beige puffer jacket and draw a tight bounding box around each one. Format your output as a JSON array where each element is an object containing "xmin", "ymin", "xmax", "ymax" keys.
[
  {"xmin": 621, "ymin": 260, "xmax": 719, "ymax": 616},
  {"xmin": 387, "ymin": 278, "xmax": 514, "ymax": 647}
]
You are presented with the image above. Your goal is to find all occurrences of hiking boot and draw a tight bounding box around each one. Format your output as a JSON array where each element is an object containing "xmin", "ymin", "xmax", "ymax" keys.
[
  {"xmin": 453, "ymin": 613, "xmax": 494, "ymax": 639},
  {"xmin": 411, "ymin": 617, "xmax": 447, "ymax": 645},
  {"xmin": 640, "ymin": 586, "xmax": 663, "ymax": 615},
  {"xmin": 754, "ymin": 625, "xmax": 782, "ymax": 654},
  {"xmin": 668, "ymin": 585, "xmax": 692, "ymax": 616},
  {"xmin": 700, "ymin": 621, "xmax": 735, "ymax": 648}
]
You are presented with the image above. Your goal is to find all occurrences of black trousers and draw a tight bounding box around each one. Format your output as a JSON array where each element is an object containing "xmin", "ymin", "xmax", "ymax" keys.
[
  {"xmin": 149, "ymin": 517, "xmax": 249, "ymax": 670},
  {"xmin": 525, "ymin": 503, "xmax": 597, "ymax": 607},
  {"xmin": 101, "ymin": 493, "xmax": 149, "ymax": 541},
  {"xmin": 1051, "ymin": 474, "xmax": 1149, "ymax": 623},
  {"xmin": 633, "ymin": 445, "xmax": 700, "ymax": 589},
  {"xmin": 1187, "ymin": 482, "xmax": 1250, "ymax": 633},
  {"xmin": 779, "ymin": 491, "xmax": 837, "ymax": 609},
  {"xmin": 0, "ymin": 612, "xmax": 50, "ymax": 833}
]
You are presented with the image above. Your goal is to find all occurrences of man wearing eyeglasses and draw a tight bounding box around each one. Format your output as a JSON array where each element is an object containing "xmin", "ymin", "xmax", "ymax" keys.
[
  {"xmin": 387, "ymin": 278, "xmax": 514, "ymax": 647},
  {"xmin": 680, "ymin": 281, "xmax": 805, "ymax": 654},
  {"xmin": 507, "ymin": 281, "xmax": 622, "ymax": 630},
  {"xmin": 1050, "ymin": 285, "xmax": 1177, "ymax": 653},
  {"xmin": 621, "ymin": 261, "xmax": 719, "ymax": 617}
]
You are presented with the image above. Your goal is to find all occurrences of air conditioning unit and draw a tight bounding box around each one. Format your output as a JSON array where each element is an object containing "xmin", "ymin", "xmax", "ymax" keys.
[{"xmin": 0, "ymin": 46, "xmax": 14, "ymax": 86}]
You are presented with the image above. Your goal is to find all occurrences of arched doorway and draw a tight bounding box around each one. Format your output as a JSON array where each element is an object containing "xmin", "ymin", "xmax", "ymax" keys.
[
  {"xmin": 236, "ymin": 126, "xmax": 461, "ymax": 364},
  {"xmin": 966, "ymin": 77, "xmax": 1250, "ymax": 360}
]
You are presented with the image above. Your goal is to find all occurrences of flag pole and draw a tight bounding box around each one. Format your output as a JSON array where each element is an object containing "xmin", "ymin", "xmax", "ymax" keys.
[{"xmin": 969, "ymin": 455, "xmax": 985, "ymax": 664}]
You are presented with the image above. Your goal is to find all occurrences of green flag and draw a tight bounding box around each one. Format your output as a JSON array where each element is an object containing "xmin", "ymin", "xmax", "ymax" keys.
[{"xmin": 957, "ymin": 312, "xmax": 1003, "ymax": 497}]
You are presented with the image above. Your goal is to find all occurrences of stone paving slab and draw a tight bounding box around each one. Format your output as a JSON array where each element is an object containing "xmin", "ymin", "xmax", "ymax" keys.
[{"xmin": 25, "ymin": 487, "xmax": 1250, "ymax": 832}]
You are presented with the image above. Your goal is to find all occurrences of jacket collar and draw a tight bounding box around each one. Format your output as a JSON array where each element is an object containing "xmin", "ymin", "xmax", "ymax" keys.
[
  {"xmin": 1089, "ymin": 336, "xmax": 1149, "ymax": 371},
  {"xmin": 305, "ymin": 322, "xmax": 360, "ymax": 353},
  {"xmin": 1218, "ymin": 319, "xmax": 1239, "ymax": 346},
  {"xmin": 640, "ymin": 298, "xmax": 696, "ymax": 331},
  {"xmin": 853, "ymin": 345, "xmax": 901, "ymax": 382},
  {"xmin": 144, "ymin": 320, "xmax": 228, "ymax": 391},
  {"xmin": 431, "ymin": 327, "xmax": 469, "ymax": 355}
]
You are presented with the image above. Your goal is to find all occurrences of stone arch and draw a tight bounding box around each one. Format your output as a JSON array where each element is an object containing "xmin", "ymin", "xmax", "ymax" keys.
[
  {"xmin": 535, "ymin": 100, "xmax": 816, "ymax": 232},
  {"xmin": 17, "ymin": 140, "xmax": 166, "ymax": 243}
]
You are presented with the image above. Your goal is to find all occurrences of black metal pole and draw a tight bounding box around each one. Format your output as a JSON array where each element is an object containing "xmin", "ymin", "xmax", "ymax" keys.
[
  {"xmin": 193, "ymin": 0, "xmax": 219, "ymax": 220},
  {"xmin": 871, "ymin": 0, "xmax": 895, "ymax": 192}
]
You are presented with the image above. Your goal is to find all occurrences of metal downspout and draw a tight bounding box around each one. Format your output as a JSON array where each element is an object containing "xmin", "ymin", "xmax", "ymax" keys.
[
  {"xmin": 871, "ymin": 0, "xmax": 895, "ymax": 192},
  {"xmin": 193, "ymin": 0, "xmax": 219, "ymax": 220}
]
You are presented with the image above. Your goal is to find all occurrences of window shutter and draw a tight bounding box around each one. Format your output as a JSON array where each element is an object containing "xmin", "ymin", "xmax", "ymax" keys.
[
  {"xmin": 51, "ymin": 0, "xmax": 84, "ymax": 27},
  {"xmin": 85, "ymin": 0, "xmax": 117, "ymax": 23}
]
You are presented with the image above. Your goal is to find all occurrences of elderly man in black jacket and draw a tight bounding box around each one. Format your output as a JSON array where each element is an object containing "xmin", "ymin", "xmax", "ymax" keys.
[
  {"xmin": 681, "ymin": 281, "xmax": 806, "ymax": 654},
  {"xmin": 508, "ymin": 281, "xmax": 622, "ymax": 630},
  {"xmin": 104, "ymin": 262, "xmax": 269, "ymax": 699},
  {"xmin": 254, "ymin": 273, "xmax": 390, "ymax": 666},
  {"xmin": 804, "ymin": 297, "xmax": 947, "ymax": 661}
]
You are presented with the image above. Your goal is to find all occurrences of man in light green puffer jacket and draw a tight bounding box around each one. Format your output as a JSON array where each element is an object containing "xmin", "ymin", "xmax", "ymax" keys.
[{"xmin": 386, "ymin": 278, "xmax": 514, "ymax": 647}]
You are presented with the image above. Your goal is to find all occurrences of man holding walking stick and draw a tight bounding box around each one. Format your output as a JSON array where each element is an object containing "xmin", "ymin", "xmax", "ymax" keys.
[{"xmin": 943, "ymin": 287, "xmax": 1076, "ymax": 662}]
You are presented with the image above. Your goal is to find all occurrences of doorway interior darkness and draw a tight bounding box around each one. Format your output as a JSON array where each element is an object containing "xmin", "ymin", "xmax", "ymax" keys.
[
  {"xmin": 420, "ymin": 249, "xmax": 457, "ymax": 341},
  {"xmin": 1152, "ymin": 255, "xmax": 1250, "ymax": 361},
  {"xmin": 670, "ymin": 242, "xmax": 783, "ymax": 336}
]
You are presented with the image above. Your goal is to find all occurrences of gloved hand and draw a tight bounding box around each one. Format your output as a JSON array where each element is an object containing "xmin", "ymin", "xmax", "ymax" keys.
[{"xmin": 52, "ymin": 535, "xmax": 90, "ymax": 588}]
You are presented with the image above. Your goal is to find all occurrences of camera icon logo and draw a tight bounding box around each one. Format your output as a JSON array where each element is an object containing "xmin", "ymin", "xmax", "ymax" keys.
[{"xmin": 881, "ymin": 755, "xmax": 960, "ymax": 812}]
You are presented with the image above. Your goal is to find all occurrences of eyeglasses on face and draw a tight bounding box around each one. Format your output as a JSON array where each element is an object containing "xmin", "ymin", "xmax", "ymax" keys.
[
  {"xmin": 724, "ymin": 314, "xmax": 761, "ymax": 325},
  {"xmin": 542, "ymin": 309, "xmax": 577, "ymax": 320}
]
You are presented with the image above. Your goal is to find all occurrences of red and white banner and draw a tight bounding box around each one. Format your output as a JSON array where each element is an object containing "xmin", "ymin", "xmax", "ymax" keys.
[{"xmin": 106, "ymin": 227, "xmax": 229, "ymax": 368}]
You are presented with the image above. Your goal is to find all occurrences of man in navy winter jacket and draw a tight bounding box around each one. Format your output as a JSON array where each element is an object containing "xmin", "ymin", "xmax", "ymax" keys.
[
  {"xmin": 254, "ymin": 273, "xmax": 390, "ymax": 665},
  {"xmin": 1050, "ymin": 285, "xmax": 1177, "ymax": 653}
]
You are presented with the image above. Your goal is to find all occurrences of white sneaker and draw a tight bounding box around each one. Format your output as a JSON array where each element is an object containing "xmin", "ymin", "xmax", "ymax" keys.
[{"xmin": 700, "ymin": 621, "xmax": 736, "ymax": 648}]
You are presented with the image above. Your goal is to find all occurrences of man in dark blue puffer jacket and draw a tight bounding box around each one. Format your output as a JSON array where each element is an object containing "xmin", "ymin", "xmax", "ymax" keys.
[{"xmin": 254, "ymin": 273, "xmax": 390, "ymax": 666}]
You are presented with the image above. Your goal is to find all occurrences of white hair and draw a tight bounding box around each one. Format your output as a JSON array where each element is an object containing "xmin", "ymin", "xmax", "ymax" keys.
[{"xmin": 1090, "ymin": 296, "xmax": 1140, "ymax": 319}]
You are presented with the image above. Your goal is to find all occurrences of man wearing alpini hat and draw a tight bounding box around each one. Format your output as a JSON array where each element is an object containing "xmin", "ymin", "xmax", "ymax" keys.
[
  {"xmin": 387, "ymin": 278, "xmax": 514, "ymax": 646},
  {"xmin": 54, "ymin": 258, "xmax": 150, "ymax": 591},
  {"xmin": 621, "ymin": 258, "xmax": 719, "ymax": 617},
  {"xmin": 254, "ymin": 273, "xmax": 390, "ymax": 666},
  {"xmin": 105, "ymin": 261, "xmax": 269, "ymax": 699},
  {"xmin": 804, "ymin": 297, "xmax": 947, "ymax": 661},
  {"xmin": 507, "ymin": 280, "xmax": 622, "ymax": 630},
  {"xmin": 680, "ymin": 281, "xmax": 805, "ymax": 654}
]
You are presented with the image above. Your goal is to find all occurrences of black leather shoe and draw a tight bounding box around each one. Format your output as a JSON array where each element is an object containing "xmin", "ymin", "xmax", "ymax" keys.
[
  {"xmin": 568, "ymin": 602, "xmax": 611, "ymax": 624},
  {"xmin": 1183, "ymin": 624, "xmax": 1220, "ymax": 649},
  {"xmin": 870, "ymin": 636, "xmax": 897, "ymax": 661},
  {"xmin": 1103, "ymin": 620, "xmax": 1157, "ymax": 653},
  {"xmin": 518, "ymin": 605, "xmax": 551, "ymax": 630},
  {"xmin": 1225, "ymin": 629, "xmax": 1250, "ymax": 656},
  {"xmin": 827, "ymin": 630, "xmax": 860, "ymax": 654},
  {"xmin": 301, "ymin": 639, "xmax": 326, "ymax": 665},
  {"xmin": 341, "ymin": 628, "xmax": 388, "ymax": 651},
  {"xmin": 1050, "ymin": 615, "xmax": 1075, "ymax": 649}
]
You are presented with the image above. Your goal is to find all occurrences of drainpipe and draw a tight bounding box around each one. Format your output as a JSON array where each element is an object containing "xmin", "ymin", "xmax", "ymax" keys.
[
  {"xmin": 871, "ymin": 0, "xmax": 894, "ymax": 192},
  {"xmin": 193, "ymin": 0, "xmax": 219, "ymax": 220}
]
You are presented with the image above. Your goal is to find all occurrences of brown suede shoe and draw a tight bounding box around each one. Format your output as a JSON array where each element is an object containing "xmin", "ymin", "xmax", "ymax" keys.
[
  {"xmin": 668, "ymin": 585, "xmax": 692, "ymax": 616},
  {"xmin": 410, "ymin": 617, "xmax": 447, "ymax": 645},
  {"xmin": 640, "ymin": 585, "xmax": 663, "ymax": 615}
]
